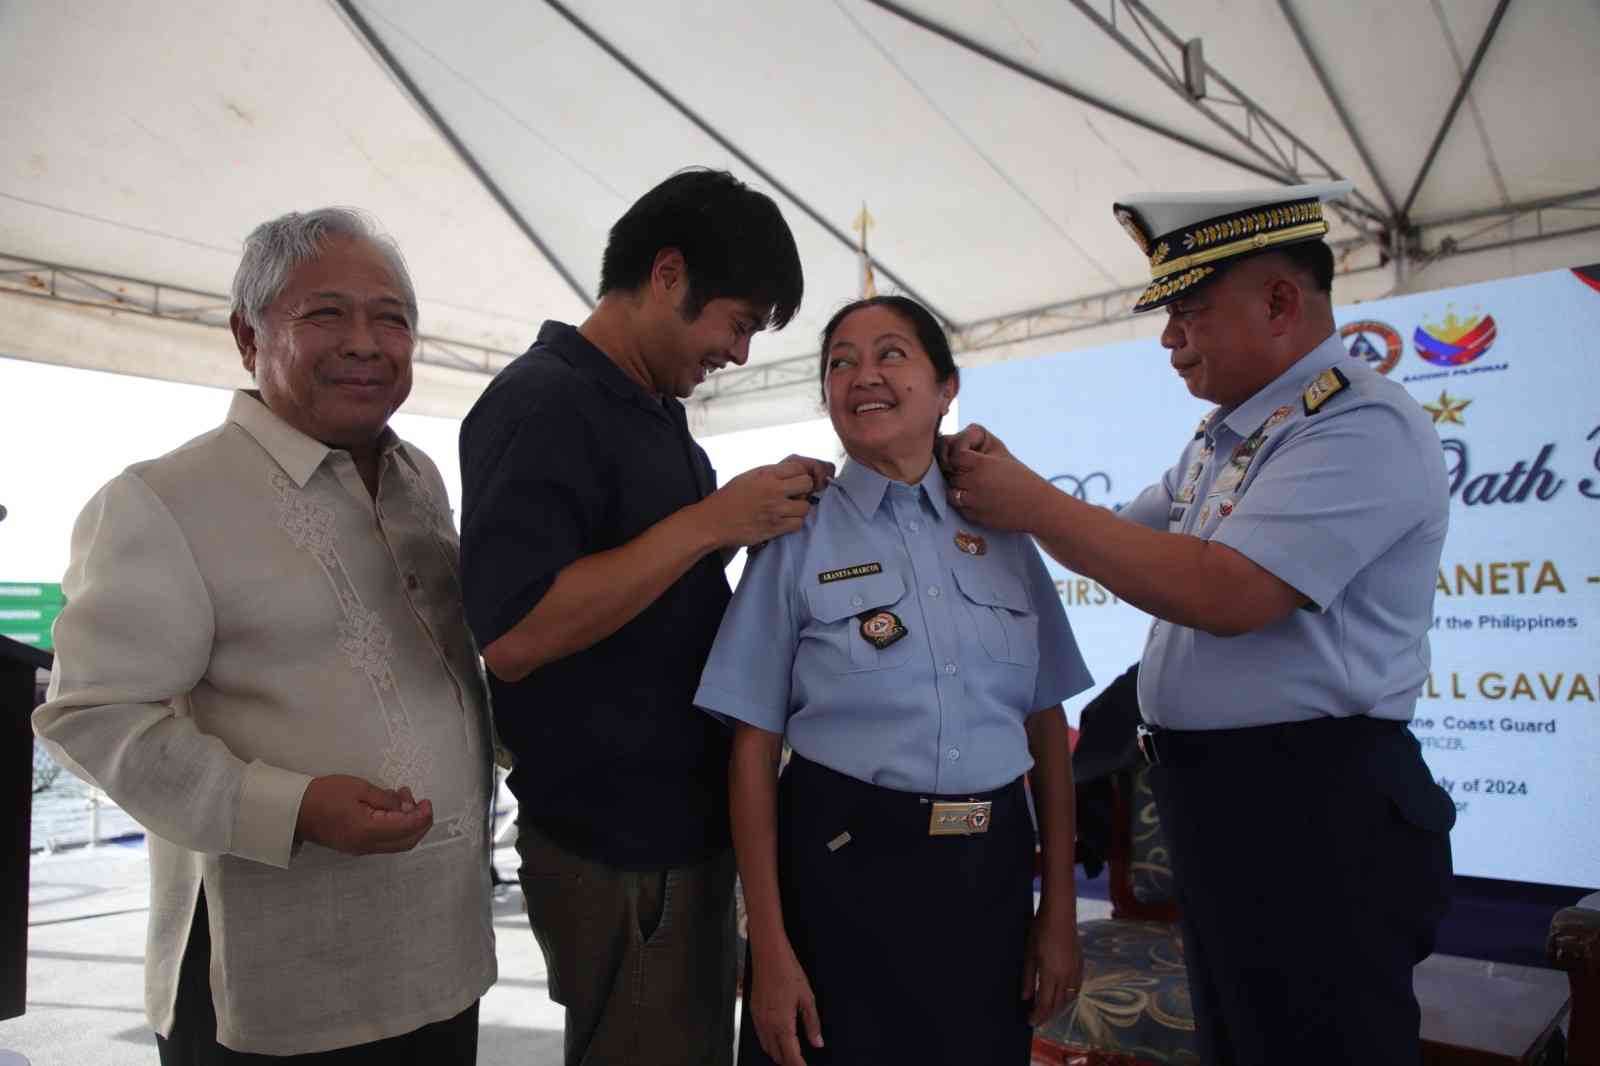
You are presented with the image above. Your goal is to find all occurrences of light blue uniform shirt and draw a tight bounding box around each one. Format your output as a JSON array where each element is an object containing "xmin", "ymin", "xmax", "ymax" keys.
[
  {"xmin": 696, "ymin": 459, "xmax": 1092, "ymax": 794},
  {"xmin": 1121, "ymin": 333, "xmax": 1449, "ymax": 730}
]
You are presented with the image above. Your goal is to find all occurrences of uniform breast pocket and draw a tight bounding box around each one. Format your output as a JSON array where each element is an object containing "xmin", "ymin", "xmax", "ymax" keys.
[
  {"xmin": 951, "ymin": 565, "xmax": 1039, "ymax": 666},
  {"xmin": 802, "ymin": 570, "xmax": 917, "ymax": 673}
]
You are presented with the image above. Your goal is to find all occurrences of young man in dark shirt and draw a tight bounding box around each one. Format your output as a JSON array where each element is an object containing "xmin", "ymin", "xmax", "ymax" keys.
[{"xmin": 460, "ymin": 169, "xmax": 827, "ymax": 1066}]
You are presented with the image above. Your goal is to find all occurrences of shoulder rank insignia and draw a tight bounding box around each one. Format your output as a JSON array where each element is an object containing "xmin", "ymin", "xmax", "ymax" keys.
[
  {"xmin": 858, "ymin": 609, "xmax": 907, "ymax": 650},
  {"xmin": 1302, "ymin": 367, "xmax": 1349, "ymax": 415},
  {"xmin": 954, "ymin": 531, "xmax": 987, "ymax": 556},
  {"xmin": 818, "ymin": 562, "xmax": 882, "ymax": 584}
]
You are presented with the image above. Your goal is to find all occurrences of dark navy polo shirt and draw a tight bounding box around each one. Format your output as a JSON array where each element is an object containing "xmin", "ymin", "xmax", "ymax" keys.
[{"xmin": 459, "ymin": 320, "xmax": 732, "ymax": 870}]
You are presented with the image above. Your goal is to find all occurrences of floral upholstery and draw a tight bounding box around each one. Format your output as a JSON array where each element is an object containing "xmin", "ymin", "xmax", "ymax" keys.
[
  {"xmin": 1034, "ymin": 920, "xmax": 1199, "ymax": 1065},
  {"xmin": 1127, "ymin": 768, "xmax": 1177, "ymax": 908}
]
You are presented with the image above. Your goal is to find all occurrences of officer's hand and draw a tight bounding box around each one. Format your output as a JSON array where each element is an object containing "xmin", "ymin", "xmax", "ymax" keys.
[
  {"xmin": 695, "ymin": 460, "xmax": 817, "ymax": 549},
  {"xmin": 1023, "ymin": 905, "xmax": 1083, "ymax": 1025},
  {"xmin": 751, "ymin": 938, "xmax": 824, "ymax": 1066},
  {"xmin": 937, "ymin": 422, "xmax": 1012, "ymax": 471},
  {"xmin": 295, "ymin": 775, "xmax": 434, "ymax": 855},
  {"xmin": 946, "ymin": 448, "xmax": 1052, "ymax": 532}
]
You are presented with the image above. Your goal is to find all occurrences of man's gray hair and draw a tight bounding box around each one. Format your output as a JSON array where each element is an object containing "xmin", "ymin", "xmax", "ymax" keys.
[{"xmin": 230, "ymin": 207, "xmax": 419, "ymax": 334}]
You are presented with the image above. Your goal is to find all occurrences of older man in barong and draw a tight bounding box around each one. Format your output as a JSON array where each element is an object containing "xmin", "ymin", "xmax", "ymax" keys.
[{"xmin": 34, "ymin": 208, "xmax": 495, "ymax": 1064}]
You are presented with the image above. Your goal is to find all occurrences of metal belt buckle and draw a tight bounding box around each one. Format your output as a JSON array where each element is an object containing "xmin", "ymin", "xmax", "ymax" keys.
[
  {"xmin": 1136, "ymin": 723, "xmax": 1161, "ymax": 766},
  {"xmin": 928, "ymin": 800, "xmax": 992, "ymax": 836}
]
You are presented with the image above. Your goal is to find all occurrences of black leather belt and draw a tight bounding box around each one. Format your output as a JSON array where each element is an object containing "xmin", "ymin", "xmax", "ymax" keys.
[{"xmin": 1137, "ymin": 716, "xmax": 1407, "ymax": 768}]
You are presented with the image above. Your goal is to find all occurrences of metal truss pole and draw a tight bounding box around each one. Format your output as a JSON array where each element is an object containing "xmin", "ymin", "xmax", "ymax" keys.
[
  {"xmin": 691, "ymin": 191, "xmax": 1600, "ymax": 408},
  {"xmin": 1068, "ymin": 0, "xmax": 1387, "ymax": 232},
  {"xmin": 0, "ymin": 254, "xmax": 518, "ymax": 376}
]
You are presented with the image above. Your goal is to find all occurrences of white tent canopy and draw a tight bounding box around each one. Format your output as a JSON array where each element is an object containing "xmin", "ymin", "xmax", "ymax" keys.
[{"xmin": 3, "ymin": 0, "xmax": 1597, "ymax": 432}]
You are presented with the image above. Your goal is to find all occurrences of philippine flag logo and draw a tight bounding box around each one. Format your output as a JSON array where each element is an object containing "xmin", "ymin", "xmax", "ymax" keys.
[{"xmin": 1413, "ymin": 309, "xmax": 1497, "ymax": 367}]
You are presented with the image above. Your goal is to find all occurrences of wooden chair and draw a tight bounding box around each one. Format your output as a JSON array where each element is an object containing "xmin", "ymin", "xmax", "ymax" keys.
[
  {"xmin": 1032, "ymin": 767, "xmax": 1198, "ymax": 1066},
  {"xmin": 1548, "ymin": 890, "xmax": 1599, "ymax": 1065}
]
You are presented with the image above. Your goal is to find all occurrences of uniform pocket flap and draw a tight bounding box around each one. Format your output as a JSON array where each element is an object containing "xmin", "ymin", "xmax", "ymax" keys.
[
  {"xmin": 951, "ymin": 564, "xmax": 1030, "ymax": 613},
  {"xmin": 806, "ymin": 569, "xmax": 907, "ymax": 623}
]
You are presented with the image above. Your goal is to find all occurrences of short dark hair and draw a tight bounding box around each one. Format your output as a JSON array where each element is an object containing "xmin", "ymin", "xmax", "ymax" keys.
[
  {"xmin": 598, "ymin": 168, "xmax": 803, "ymax": 330},
  {"xmin": 1275, "ymin": 240, "xmax": 1334, "ymax": 293},
  {"xmin": 817, "ymin": 295, "xmax": 958, "ymax": 402}
]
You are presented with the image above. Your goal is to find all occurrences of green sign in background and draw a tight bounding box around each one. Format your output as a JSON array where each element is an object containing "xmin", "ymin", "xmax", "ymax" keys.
[{"xmin": 0, "ymin": 582, "xmax": 63, "ymax": 651}]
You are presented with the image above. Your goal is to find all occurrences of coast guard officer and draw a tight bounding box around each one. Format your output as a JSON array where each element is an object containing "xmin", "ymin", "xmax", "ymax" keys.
[
  {"xmin": 698, "ymin": 295, "xmax": 1093, "ymax": 1065},
  {"xmin": 944, "ymin": 183, "xmax": 1456, "ymax": 1066}
]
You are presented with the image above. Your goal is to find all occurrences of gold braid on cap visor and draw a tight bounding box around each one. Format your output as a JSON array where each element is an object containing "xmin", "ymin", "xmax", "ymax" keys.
[{"xmin": 1132, "ymin": 201, "xmax": 1329, "ymax": 308}]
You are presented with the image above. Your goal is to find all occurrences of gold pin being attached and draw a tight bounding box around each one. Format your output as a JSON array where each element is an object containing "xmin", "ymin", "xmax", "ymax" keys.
[
  {"xmin": 929, "ymin": 800, "xmax": 992, "ymax": 836},
  {"xmin": 954, "ymin": 531, "xmax": 988, "ymax": 556}
]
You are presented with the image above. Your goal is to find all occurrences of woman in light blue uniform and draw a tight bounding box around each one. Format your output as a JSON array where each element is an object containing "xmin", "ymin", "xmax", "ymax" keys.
[{"xmin": 695, "ymin": 296, "xmax": 1093, "ymax": 1066}]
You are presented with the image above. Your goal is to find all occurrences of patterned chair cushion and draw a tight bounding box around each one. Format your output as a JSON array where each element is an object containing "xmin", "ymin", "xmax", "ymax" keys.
[
  {"xmin": 1127, "ymin": 768, "xmax": 1177, "ymax": 908},
  {"xmin": 1033, "ymin": 919, "xmax": 1199, "ymax": 1066}
]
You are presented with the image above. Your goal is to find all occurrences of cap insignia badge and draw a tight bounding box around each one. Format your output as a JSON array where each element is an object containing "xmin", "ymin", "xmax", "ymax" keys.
[{"xmin": 1115, "ymin": 207, "xmax": 1151, "ymax": 256}]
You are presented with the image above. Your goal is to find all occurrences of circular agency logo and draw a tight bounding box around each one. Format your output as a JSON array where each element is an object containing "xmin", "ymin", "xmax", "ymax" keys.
[
  {"xmin": 1414, "ymin": 307, "xmax": 1498, "ymax": 367},
  {"xmin": 1340, "ymin": 319, "xmax": 1402, "ymax": 374}
]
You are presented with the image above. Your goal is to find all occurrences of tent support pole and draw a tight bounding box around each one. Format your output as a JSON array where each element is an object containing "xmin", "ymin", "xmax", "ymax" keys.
[
  {"xmin": 1401, "ymin": 0, "xmax": 1514, "ymax": 220},
  {"xmin": 332, "ymin": 0, "xmax": 596, "ymax": 311},
  {"xmin": 1276, "ymin": 0, "xmax": 1399, "ymax": 220},
  {"xmin": 542, "ymin": 0, "xmax": 953, "ymax": 326}
]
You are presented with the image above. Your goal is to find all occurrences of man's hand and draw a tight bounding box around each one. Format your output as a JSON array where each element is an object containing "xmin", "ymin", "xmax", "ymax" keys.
[
  {"xmin": 1023, "ymin": 905, "xmax": 1084, "ymax": 1025},
  {"xmin": 750, "ymin": 938, "xmax": 825, "ymax": 1066},
  {"xmin": 295, "ymin": 774, "xmax": 433, "ymax": 855},
  {"xmin": 945, "ymin": 447, "xmax": 1054, "ymax": 532},
  {"xmin": 779, "ymin": 453, "xmax": 835, "ymax": 501},
  {"xmin": 743, "ymin": 454, "xmax": 835, "ymax": 559},
  {"xmin": 937, "ymin": 422, "xmax": 1012, "ymax": 471},
  {"xmin": 694, "ymin": 458, "xmax": 822, "ymax": 550}
]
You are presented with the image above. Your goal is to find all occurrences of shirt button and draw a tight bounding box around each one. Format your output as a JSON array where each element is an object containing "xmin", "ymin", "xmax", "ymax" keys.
[
  {"xmin": 405, "ymin": 573, "xmax": 420, "ymax": 591},
  {"xmin": 927, "ymin": 585, "xmax": 941, "ymax": 598},
  {"xmin": 943, "ymin": 662, "xmax": 957, "ymax": 676},
  {"xmin": 908, "ymin": 520, "xmax": 920, "ymax": 532},
  {"xmin": 851, "ymin": 594, "xmax": 863, "ymax": 608},
  {"xmin": 948, "ymin": 748, "xmax": 961, "ymax": 762}
]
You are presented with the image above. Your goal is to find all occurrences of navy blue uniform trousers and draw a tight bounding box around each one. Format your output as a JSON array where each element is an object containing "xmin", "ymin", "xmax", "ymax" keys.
[
  {"xmin": 1147, "ymin": 716, "xmax": 1454, "ymax": 1066},
  {"xmin": 739, "ymin": 754, "xmax": 1036, "ymax": 1066}
]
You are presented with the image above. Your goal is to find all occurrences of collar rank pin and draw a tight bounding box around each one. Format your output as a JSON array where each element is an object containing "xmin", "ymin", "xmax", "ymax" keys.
[
  {"xmin": 858, "ymin": 609, "xmax": 907, "ymax": 650},
  {"xmin": 954, "ymin": 530, "xmax": 987, "ymax": 556}
]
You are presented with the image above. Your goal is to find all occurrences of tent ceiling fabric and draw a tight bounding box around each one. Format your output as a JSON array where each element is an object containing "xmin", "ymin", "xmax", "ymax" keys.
[{"xmin": 2, "ymin": 0, "xmax": 1597, "ymax": 432}]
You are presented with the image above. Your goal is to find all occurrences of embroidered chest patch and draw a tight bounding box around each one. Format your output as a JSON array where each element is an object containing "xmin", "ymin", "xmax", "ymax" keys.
[{"xmin": 857, "ymin": 609, "xmax": 908, "ymax": 650}]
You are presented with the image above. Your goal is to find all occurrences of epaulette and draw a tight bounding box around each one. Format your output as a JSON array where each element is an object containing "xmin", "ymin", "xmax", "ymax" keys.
[{"xmin": 1302, "ymin": 367, "xmax": 1349, "ymax": 415}]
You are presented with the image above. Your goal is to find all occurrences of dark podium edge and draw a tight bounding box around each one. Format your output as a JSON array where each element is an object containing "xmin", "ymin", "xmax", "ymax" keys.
[{"xmin": 3, "ymin": 634, "xmax": 51, "ymax": 1022}]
